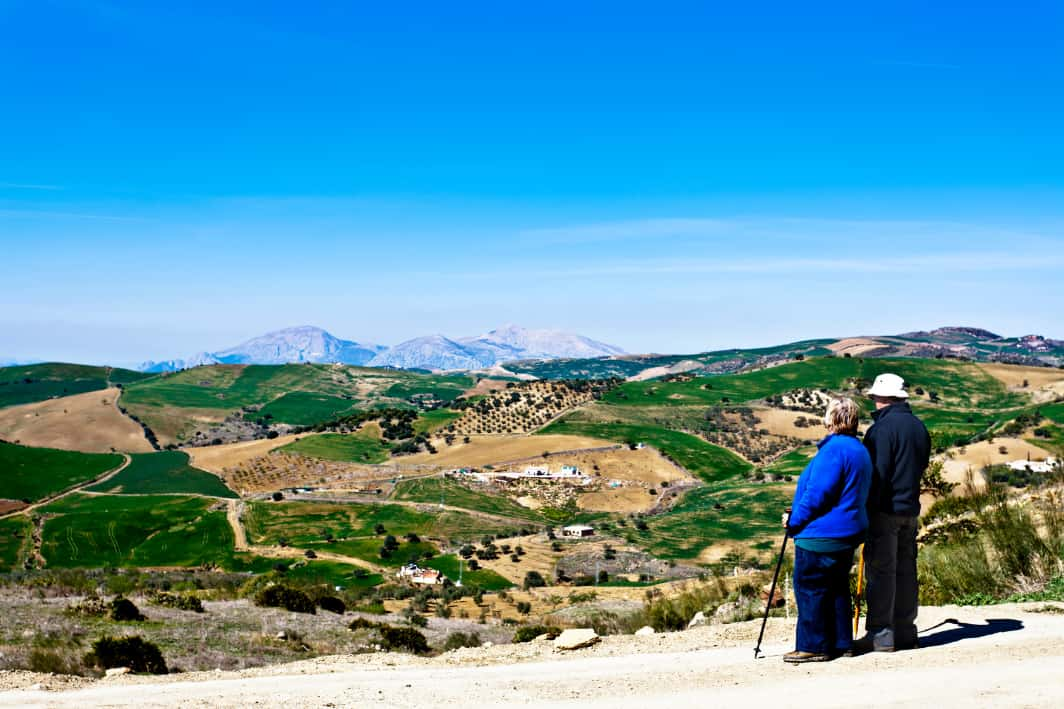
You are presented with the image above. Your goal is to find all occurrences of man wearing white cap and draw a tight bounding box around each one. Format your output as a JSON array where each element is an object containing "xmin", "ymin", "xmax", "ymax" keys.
[{"xmin": 857, "ymin": 373, "xmax": 931, "ymax": 653}]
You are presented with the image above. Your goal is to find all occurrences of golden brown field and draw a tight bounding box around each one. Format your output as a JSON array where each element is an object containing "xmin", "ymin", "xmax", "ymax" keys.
[{"xmin": 0, "ymin": 388, "xmax": 153, "ymax": 453}]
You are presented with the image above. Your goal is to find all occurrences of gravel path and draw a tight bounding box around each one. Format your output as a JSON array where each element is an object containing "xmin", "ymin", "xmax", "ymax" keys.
[{"xmin": 3, "ymin": 602, "xmax": 1063, "ymax": 707}]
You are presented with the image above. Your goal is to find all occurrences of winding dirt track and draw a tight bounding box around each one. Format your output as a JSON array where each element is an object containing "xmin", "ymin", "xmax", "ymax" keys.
[{"xmin": 3, "ymin": 603, "xmax": 1062, "ymax": 707}]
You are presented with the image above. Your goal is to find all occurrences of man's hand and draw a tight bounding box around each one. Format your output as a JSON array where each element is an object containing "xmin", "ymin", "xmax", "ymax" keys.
[{"xmin": 781, "ymin": 507, "xmax": 791, "ymax": 529}]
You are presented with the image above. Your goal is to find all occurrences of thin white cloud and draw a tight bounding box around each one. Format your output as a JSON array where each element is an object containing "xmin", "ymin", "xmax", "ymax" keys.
[
  {"xmin": 0, "ymin": 209, "xmax": 149, "ymax": 222},
  {"xmin": 518, "ymin": 216, "xmax": 1056, "ymax": 245},
  {"xmin": 0, "ymin": 182, "xmax": 63, "ymax": 191},
  {"xmin": 443, "ymin": 252, "xmax": 1064, "ymax": 280}
]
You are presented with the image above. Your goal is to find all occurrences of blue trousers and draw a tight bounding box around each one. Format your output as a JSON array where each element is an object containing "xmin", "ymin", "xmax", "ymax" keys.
[{"xmin": 793, "ymin": 545, "xmax": 856, "ymax": 654}]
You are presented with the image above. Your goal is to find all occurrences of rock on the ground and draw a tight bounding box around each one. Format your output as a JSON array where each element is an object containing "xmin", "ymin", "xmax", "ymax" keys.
[
  {"xmin": 687, "ymin": 611, "xmax": 708, "ymax": 628},
  {"xmin": 553, "ymin": 628, "xmax": 600, "ymax": 651},
  {"xmin": 635, "ymin": 626, "xmax": 656, "ymax": 636},
  {"xmin": 104, "ymin": 667, "xmax": 130, "ymax": 678}
]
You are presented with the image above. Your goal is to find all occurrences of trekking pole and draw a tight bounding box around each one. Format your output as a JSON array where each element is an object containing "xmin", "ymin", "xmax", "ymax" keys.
[
  {"xmin": 852, "ymin": 544, "xmax": 865, "ymax": 637},
  {"xmin": 754, "ymin": 513, "xmax": 790, "ymax": 659}
]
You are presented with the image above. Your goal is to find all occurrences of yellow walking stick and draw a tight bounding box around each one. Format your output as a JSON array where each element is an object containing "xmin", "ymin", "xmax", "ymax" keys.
[{"xmin": 853, "ymin": 544, "xmax": 865, "ymax": 636}]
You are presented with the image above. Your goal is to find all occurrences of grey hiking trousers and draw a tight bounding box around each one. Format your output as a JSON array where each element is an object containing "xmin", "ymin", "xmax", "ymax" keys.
[{"xmin": 863, "ymin": 512, "xmax": 919, "ymax": 648}]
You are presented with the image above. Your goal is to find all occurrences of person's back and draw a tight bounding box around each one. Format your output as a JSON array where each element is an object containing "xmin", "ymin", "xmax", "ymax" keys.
[
  {"xmin": 859, "ymin": 373, "xmax": 930, "ymax": 653},
  {"xmin": 864, "ymin": 400, "xmax": 931, "ymax": 516}
]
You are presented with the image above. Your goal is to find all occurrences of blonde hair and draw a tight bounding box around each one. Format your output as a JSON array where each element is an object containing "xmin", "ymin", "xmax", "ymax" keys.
[{"xmin": 823, "ymin": 397, "xmax": 860, "ymax": 435}]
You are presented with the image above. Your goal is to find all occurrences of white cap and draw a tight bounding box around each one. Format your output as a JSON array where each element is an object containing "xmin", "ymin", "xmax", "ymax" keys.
[{"xmin": 867, "ymin": 373, "xmax": 909, "ymax": 399}]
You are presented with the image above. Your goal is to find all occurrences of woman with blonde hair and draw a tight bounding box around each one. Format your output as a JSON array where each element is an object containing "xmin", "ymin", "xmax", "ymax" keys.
[{"xmin": 782, "ymin": 397, "xmax": 872, "ymax": 663}]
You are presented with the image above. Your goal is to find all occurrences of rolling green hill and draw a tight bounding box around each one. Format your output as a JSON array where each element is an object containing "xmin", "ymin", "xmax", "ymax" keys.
[
  {"xmin": 0, "ymin": 363, "xmax": 152, "ymax": 408},
  {"xmin": 0, "ymin": 441, "xmax": 124, "ymax": 502},
  {"xmin": 118, "ymin": 363, "xmax": 473, "ymax": 443}
]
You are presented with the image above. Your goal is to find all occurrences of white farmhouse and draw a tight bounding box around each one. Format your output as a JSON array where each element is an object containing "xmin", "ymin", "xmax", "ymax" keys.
[{"xmin": 562, "ymin": 524, "xmax": 595, "ymax": 538}]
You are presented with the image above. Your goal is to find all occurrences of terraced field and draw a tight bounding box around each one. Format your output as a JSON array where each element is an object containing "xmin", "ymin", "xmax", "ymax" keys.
[
  {"xmin": 85, "ymin": 450, "xmax": 237, "ymax": 498},
  {"xmin": 0, "ymin": 441, "xmax": 124, "ymax": 502}
]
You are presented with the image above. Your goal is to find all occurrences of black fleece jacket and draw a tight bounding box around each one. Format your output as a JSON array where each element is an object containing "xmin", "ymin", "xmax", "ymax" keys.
[{"xmin": 863, "ymin": 401, "xmax": 931, "ymax": 517}]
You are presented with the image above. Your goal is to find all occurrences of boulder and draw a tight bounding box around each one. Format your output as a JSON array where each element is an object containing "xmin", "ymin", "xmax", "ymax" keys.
[
  {"xmin": 712, "ymin": 601, "xmax": 743, "ymax": 624},
  {"xmin": 105, "ymin": 667, "xmax": 130, "ymax": 678},
  {"xmin": 687, "ymin": 611, "xmax": 708, "ymax": 628},
  {"xmin": 553, "ymin": 628, "xmax": 600, "ymax": 651},
  {"xmin": 634, "ymin": 626, "xmax": 656, "ymax": 636}
]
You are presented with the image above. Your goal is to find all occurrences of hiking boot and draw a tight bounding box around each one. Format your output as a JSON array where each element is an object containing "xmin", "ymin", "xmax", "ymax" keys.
[
  {"xmin": 783, "ymin": 650, "xmax": 831, "ymax": 664},
  {"xmin": 854, "ymin": 630, "xmax": 895, "ymax": 653}
]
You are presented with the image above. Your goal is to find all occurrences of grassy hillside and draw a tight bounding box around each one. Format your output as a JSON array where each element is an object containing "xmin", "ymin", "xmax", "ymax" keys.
[
  {"xmin": 603, "ymin": 357, "xmax": 1028, "ymax": 410},
  {"xmin": 244, "ymin": 500, "xmax": 526, "ymax": 567},
  {"xmin": 622, "ymin": 483, "xmax": 794, "ymax": 561},
  {"xmin": 119, "ymin": 364, "xmax": 473, "ymax": 443},
  {"xmin": 279, "ymin": 430, "xmax": 390, "ymax": 463},
  {"xmin": 85, "ymin": 450, "xmax": 237, "ymax": 498},
  {"xmin": 0, "ymin": 441, "xmax": 123, "ymax": 502},
  {"xmin": 393, "ymin": 477, "xmax": 544, "ymax": 522},
  {"xmin": 0, "ymin": 363, "xmax": 151, "ymax": 408}
]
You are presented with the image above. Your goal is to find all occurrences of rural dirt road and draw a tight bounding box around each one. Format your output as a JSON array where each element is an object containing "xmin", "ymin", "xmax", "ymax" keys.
[{"xmin": 3, "ymin": 602, "xmax": 1062, "ymax": 707}]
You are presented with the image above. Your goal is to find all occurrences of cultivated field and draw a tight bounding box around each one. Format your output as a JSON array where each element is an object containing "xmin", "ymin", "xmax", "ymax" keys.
[
  {"xmin": 85, "ymin": 451, "xmax": 237, "ymax": 498},
  {"xmin": 0, "ymin": 388, "xmax": 153, "ymax": 453},
  {"xmin": 184, "ymin": 434, "xmax": 300, "ymax": 473}
]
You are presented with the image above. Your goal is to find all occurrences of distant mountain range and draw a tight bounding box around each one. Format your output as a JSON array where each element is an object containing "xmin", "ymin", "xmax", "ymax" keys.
[{"xmin": 137, "ymin": 325, "xmax": 625, "ymax": 373}]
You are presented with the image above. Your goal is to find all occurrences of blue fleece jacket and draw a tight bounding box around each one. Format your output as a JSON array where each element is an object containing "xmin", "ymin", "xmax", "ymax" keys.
[{"xmin": 788, "ymin": 433, "xmax": 872, "ymax": 540}]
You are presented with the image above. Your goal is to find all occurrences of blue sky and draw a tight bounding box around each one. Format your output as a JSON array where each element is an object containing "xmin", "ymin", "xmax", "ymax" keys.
[{"xmin": 1, "ymin": 1, "xmax": 1062, "ymax": 364}]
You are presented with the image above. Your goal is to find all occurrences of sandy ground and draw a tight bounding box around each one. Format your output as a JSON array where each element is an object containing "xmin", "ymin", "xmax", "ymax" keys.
[
  {"xmin": 938, "ymin": 436, "xmax": 1054, "ymax": 494},
  {"xmin": 4, "ymin": 603, "xmax": 1062, "ymax": 707},
  {"xmin": 403, "ymin": 435, "xmax": 616, "ymax": 467},
  {"xmin": 826, "ymin": 338, "xmax": 892, "ymax": 357},
  {"xmin": 578, "ymin": 487, "xmax": 657, "ymax": 513},
  {"xmin": 977, "ymin": 362, "xmax": 1064, "ymax": 390},
  {"xmin": 184, "ymin": 434, "xmax": 300, "ymax": 473},
  {"xmin": 627, "ymin": 360, "xmax": 703, "ymax": 382},
  {"xmin": 752, "ymin": 406, "xmax": 827, "ymax": 440},
  {"xmin": 0, "ymin": 388, "xmax": 153, "ymax": 453}
]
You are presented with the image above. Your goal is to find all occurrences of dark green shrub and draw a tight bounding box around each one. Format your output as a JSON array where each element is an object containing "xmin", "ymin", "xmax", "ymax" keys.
[
  {"xmin": 317, "ymin": 596, "xmax": 346, "ymax": 615},
  {"xmin": 442, "ymin": 632, "xmax": 481, "ymax": 651},
  {"xmin": 516, "ymin": 601, "xmax": 531, "ymax": 614},
  {"xmin": 348, "ymin": 617, "xmax": 381, "ymax": 631},
  {"xmin": 109, "ymin": 597, "xmax": 145, "ymax": 622},
  {"xmin": 85, "ymin": 636, "xmax": 167, "ymax": 674},
  {"xmin": 513, "ymin": 625, "xmax": 560, "ymax": 643},
  {"xmin": 523, "ymin": 570, "xmax": 546, "ymax": 590},
  {"xmin": 149, "ymin": 591, "xmax": 204, "ymax": 613},
  {"xmin": 379, "ymin": 626, "xmax": 430, "ymax": 654},
  {"xmin": 254, "ymin": 585, "xmax": 316, "ymax": 614}
]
